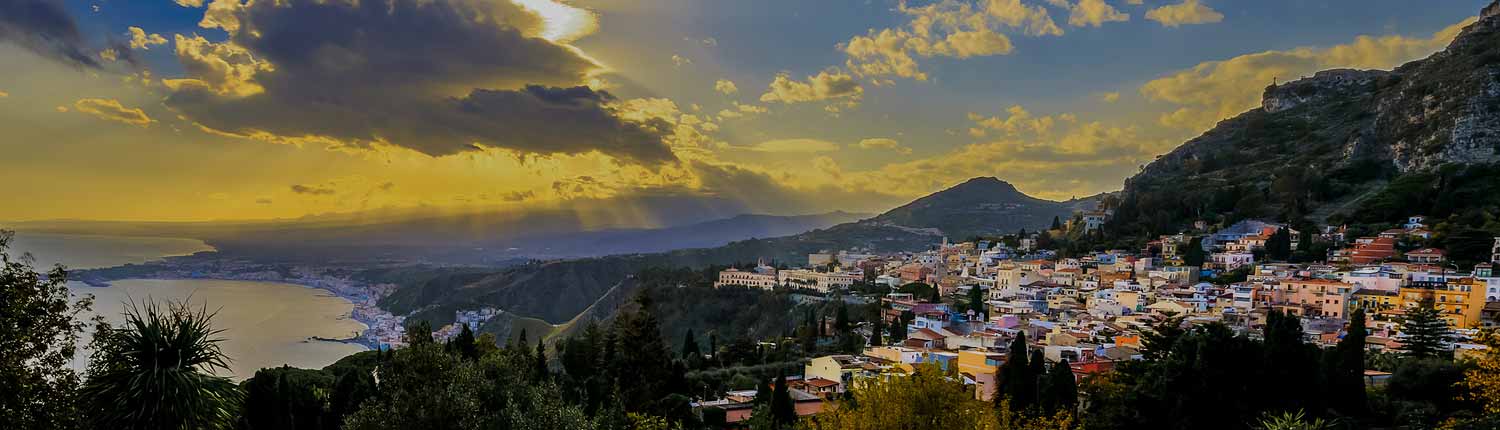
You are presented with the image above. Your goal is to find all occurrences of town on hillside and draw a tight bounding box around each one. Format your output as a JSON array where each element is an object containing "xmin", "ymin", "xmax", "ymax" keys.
[{"xmin": 697, "ymin": 210, "xmax": 1500, "ymax": 425}]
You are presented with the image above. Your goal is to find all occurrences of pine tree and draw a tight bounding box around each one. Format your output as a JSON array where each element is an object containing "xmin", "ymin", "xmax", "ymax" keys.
[
  {"xmin": 870, "ymin": 316, "xmax": 885, "ymax": 347},
  {"xmin": 708, "ymin": 332, "xmax": 718, "ymax": 361},
  {"xmin": 1051, "ymin": 216, "xmax": 1063, "ymax": 231},
  {"xmin": 516, "ymin": 328, "xmax": 529, "ymax": 351},
  {"xmin": 887, "ymin": 317, "xmax": 906, "ymax": 342},
  {"xmin": 1399, "ymin": 298, "xmax": 1452, "ymax": 359},
  {"xmin": 754, "ymin": 377, "xmax": 772, "ymax": 406}
]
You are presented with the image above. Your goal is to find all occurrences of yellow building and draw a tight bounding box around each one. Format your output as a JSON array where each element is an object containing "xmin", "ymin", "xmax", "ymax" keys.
[
  {"xmin": 1352, "ymin": 279, "xmax": 1486, "ymax": 329},
  {"xmin": 956, "ymin": 350, "xmax": 1003, "ymax": 401}
]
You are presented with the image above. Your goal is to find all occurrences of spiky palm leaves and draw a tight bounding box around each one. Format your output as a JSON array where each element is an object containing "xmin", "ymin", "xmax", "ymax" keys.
[{"xmin": 80, "ymin": 300, "xmax": 242, "ymax": 430}]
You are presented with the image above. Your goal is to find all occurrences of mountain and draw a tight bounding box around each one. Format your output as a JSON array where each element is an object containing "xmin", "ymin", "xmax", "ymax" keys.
[
  {"xmin": 1108, "ymin": 5, "xmax": 1500, "ymax": 245},
  {"xmin": 871, "ymin": 177, "xmax": 1100, "ymax": 239},
  {"xmin": 373, "ymin": 177, "xmax": 1097, "ymax": 324},
  {"xmin": 495, "ymin": 211, "xmax": 869, "ymax": 258}
]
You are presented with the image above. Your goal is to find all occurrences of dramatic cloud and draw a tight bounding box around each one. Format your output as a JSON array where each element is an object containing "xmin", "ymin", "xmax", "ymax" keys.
[
  {"xmin": 716, "ymin": 102, "xmax": 767, "ymax": 121},
  {"xmin": 748, "ymin": 138, "xmax": 841, "ymax": 153},
  {"xmin": 0, "ymin": 0, "xmax": 100, "ymax": 67},
  {"xmin": 126, "ymin": 26, "xmax": 167, "ymax": 50},
  {"xmin": 162, "ymin": 0, "xmax": 676, "ymax": 164},
  {"xmin": 290, "ymin": 184, "xmax": 335, "ymax": 195},
  {"xmin": 841, "ymin": 0, "xmax": 1060, "ymax": 81},
  {"xmin": 174, "ymin": 0, "xmax": 204, "ymax": 7},
  {"xmin": 714, "ymin": 78, "xmax": 738, "ymax": 95},
  {"xmin": 1141, "ymin": 18, "xmax": 1472, "ymax": 131},
  {"xmin": 1145, "ymin": 0, "xmax": 1224, "ymax": 27},
  {"xmin": 857, "ymin": 138, "xmax": 913, "ymax": 155},
  {"xmin": 72, "ymin": 98, "xmax": 153, "ymax": 127},
  {"xmin": 759, "ymin": 70, "xmax": 863, "ymax": 104}
]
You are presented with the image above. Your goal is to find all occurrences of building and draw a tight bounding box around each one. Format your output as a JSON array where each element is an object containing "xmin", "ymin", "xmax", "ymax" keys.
[
  {"xmin": 714, "ymin": 266, "xmax": 777, "ymax": 289},
  {"xmin": 1348, "ymin": 237, "xmax": 1398, "ymax": 265},
  {"xmin": 1492, "ymin": 237, "xmax": 1500, "ymax": 265},
  {"xmin": 1081, "ymin": 212, "xmax": 1107, "ymax": 232},
  {"xmin": 1406, "ymin": 248, "xmax": 1445, "ymax": 264}
]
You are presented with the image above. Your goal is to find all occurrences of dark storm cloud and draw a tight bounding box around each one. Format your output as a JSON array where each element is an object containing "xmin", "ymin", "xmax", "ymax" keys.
[
  {"xmin": 0, "ymin": 0, "xmax": 99, "ymax": 67},
  {"xmin": 164, "ymin": 0, "xmax": 676, "ymax": 164}
]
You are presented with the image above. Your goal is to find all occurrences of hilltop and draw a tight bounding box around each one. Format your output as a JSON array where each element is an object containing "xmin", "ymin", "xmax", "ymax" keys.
[
  {"xmin": 1107, "ymin": 10, "xmax": 1500, "ymax": 240},
  {"xmin": 872, "ymin": 177, "xmax": 1100, "ymax": 239}
]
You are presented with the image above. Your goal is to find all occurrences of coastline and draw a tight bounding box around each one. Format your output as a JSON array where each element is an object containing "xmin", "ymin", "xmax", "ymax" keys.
[{"xmin": 77, "ymin": 275, "xmax": 384, "ymax": 350}]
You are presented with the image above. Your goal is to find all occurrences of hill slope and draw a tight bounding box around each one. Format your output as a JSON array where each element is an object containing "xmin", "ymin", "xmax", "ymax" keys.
[
  {"xmin": 871, "ymin": 177, "xmax": 1100, "ymax": 239},
  {"xmin": 1108, "ymin": 8, "xmax": 1500, "ymax": 242}
]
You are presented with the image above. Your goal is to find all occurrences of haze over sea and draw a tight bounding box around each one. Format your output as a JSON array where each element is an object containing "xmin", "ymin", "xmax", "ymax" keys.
[{"xmin": 10, "ymin": 232, "xmax": 368, "ymax": 379}]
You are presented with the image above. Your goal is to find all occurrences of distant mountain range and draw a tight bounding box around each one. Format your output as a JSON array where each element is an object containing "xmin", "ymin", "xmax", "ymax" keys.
[{"xmin": 374, "ymin": 177, "xmax": 1101, "ymax": 325}]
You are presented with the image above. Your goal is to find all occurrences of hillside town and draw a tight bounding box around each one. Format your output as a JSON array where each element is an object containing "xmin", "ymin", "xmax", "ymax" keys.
[{"xmin": 701, "ymin": 212, "xmax": 1500, "ymax": 423}]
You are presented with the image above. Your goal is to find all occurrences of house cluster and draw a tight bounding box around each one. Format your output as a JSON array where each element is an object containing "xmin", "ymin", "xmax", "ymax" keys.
[{"xmin": 697, "ymin": 214, "xmax": 1500, "ymax": 426}]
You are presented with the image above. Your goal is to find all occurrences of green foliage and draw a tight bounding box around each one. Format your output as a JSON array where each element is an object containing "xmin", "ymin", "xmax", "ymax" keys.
[
  {"xmin": 1253, "ymin": 410, "xmax": 1331, "ymax": 430},
  {"xmin": 0, "ymin": 230, "xmax": 89, "ymax": 430},
  {"xmin": 239, "ymin": 366, "xmax": 336, "ymax": 430},
  {"xmin": 997, "ymin": 333, "xmax": 1038, "ymax": 413},
  {"xmin": 1040, "ymin": 359, "xmax": 1078, "ymax": 415},
  {"xmin": 80, "ymin": 300, "xmax": 242, "ymax": 430},
  {"xmin": 1182, "ymin": 237, "xmax": 1206, "ymax": 268},
  {"xmin": 1398, "ymin": 298, "xmax": 1452, "ymax": 359}
]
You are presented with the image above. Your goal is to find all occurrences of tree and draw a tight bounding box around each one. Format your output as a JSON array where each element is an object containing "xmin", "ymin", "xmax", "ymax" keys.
[
  {"xmin": 1183, "ymin": 237, "xmax": 1206, "ymax": 267},
  {"xmin": 0, "ymin": 230, "xmax": 89, "ymax": 430},
  {"xmin": 1398, "ymin": 298, "xmax": 1452, "ymax": 359},
  {"xmin": 834, "ymin": 302, "xmax": 850, "ymax": 334},
  {"xmin": 535, "ymin": 338, "xmax": 549, "ymax": 381},
  {"xmin": 403, "ymin": 320, "xmax": 433, "ymax": 346},
  {"xmin": 80, "ymin": 300, "xmax": 242, "ymax": 430},
  {"xmin": 1040, "ymin": 359, "xmax": 1077, "ymax": 415},
  {"xmin": 770, "ymin": 371, "xmax": 796, "ymax": 427},
  {"xmin": 450, "ymin": 323, "xmax": 478, "ymax": 360},
  {"xmin": 1461, "ymin": 329, "xmax": 1500, "ymax": 415},
  {"xmin": 1266, "ymin": 228, "xmax": 1292, "ymax": 261},
  {"xmin": 240, "ymin": 366, "xmax": 334, "ymax": 430},
  {"xmin": 1140, "ymin": 315, "xmax": 1184, "ymax": 361},
  {"xmin": 869, "ymin": 315, "xmax": 885, "ymax": 347},
  {"xmin": 681, "ymin": 328, "xmax": 700, "ymax": 360},
  {"xmin": 1051, "ymin": 216, "xmax": 1063, "ymax": 231},
  {"xmin": 1330, "ymin": 308, "xmax": 1367, "ymax": 418},
  {"xmin": 803, "ymin": 363, "xmax": 1002, "ymax": 429},
  {"xmin": 967, "ymin": 286, "xmax": 988, "ymax": 320},
  {"xmin": 997, "ymin": 332, "xmax": 1037, "ymax": 413}
]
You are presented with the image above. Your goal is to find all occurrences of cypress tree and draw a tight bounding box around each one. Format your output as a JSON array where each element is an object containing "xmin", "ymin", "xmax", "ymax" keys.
[
  {"xmin": 681, "ymin": 328, "xmax": 700, "ymax": 360},
  {"xmin": 834, "ymin": 302, "xmax": 850, "ymax": 333},
  {"xmin": 1051, "ymin": 216, "xmax": 1063, "ymax": 231},
  {"xmin": 771, "ymin": 371, "xmax": 796, "ymax": 426},
  {"xmin": 1399, "ymin": 297, "xmax": 1452, "ymax": 359},
  {"xmin": 869, "ymin": 316, "xmax": 885, "ymax": 347},
  {"xmin": 454, "ymin": 323, "xmax": 478, "ymax": 360},
  {"xmin": 997, "ymin": 332, "xmax": 1036, "ymax": 412},
  {"xmin": 535, "ymin": 339, "xmax": 549, "ymax": 381},
  {"xmin": 1332, "ymin": 309, "xmax": 1368, "ymax": 418},
  {"xmin": 1041, "ymin": 359, "xmax": 1077, "ymax": 414},
  {"xmin": 1183, "ymin": 237, "xmax": 1206, "ymax": 267}
]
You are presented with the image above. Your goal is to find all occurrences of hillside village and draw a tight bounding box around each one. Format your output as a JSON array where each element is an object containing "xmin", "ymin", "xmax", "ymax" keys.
[{"xmin": 700, "ymin": 209, "xmax": 1500, "ymax": 424}]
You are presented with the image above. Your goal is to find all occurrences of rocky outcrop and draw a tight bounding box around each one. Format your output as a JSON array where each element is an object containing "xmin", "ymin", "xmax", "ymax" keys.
[{"xmin": 1263, "ymin": 69, "xmax": 1391, "ymax": 114}]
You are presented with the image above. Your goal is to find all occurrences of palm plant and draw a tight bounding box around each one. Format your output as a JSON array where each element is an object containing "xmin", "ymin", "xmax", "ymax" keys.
[
  {"xmin": 80, "ymin": 300, "xmax": 242, "ymax": 430},
  {"xmin": 1255, "ymin": 410, "xmax": 1333, "ymax": 430}
]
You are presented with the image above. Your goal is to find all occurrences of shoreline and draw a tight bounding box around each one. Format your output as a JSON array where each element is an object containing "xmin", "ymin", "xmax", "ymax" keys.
[{"xmin": 76, "ymin": 276, "xmax": 384, "ymax": 350}]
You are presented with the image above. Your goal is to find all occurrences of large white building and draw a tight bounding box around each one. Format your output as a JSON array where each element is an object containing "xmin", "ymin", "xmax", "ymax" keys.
[{"xmin": 714, "ymin": 265, "xmax": 778, "ymax": 289}]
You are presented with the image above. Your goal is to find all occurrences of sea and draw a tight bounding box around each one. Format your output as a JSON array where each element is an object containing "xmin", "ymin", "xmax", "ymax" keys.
[{"xmin": 8, "ymin": 232, "xmax": 369, "ymax": 380}]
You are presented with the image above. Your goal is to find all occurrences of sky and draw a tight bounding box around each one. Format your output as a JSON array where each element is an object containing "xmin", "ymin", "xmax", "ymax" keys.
[{"xmin": 0, "ymin": 0, "xmax": 1488, "ymax": 223}]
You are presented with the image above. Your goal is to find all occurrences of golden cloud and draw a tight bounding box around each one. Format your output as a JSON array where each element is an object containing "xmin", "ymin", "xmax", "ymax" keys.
[
  {"xmin": 1055, "ymin": 0, "xmax": 1130, "ymax": 28},
  {"xmin": 857, "ymin": 137, "xmax": 913, "ymax": 155},
  {"xmin": 714, "ymin": 78, "xmax": 738, "ymax": 95},
  {"xmin": 73, "ymin": 98, "xmax": 154, "ymax": 127},
  {"xmin": 759, "ymin": 69, "xmax": 864, "ymax": 104},
  {"xmin": 841, "ymin": 0, "xmax": 1061, "ymax": 81},
  {"xmin": 1145, "ymin": 0, "xmax": 1224, "ymax": 28},
  {"xmin": 127, "ymin": 26, "xmax": 167, "ymax": 50}
]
